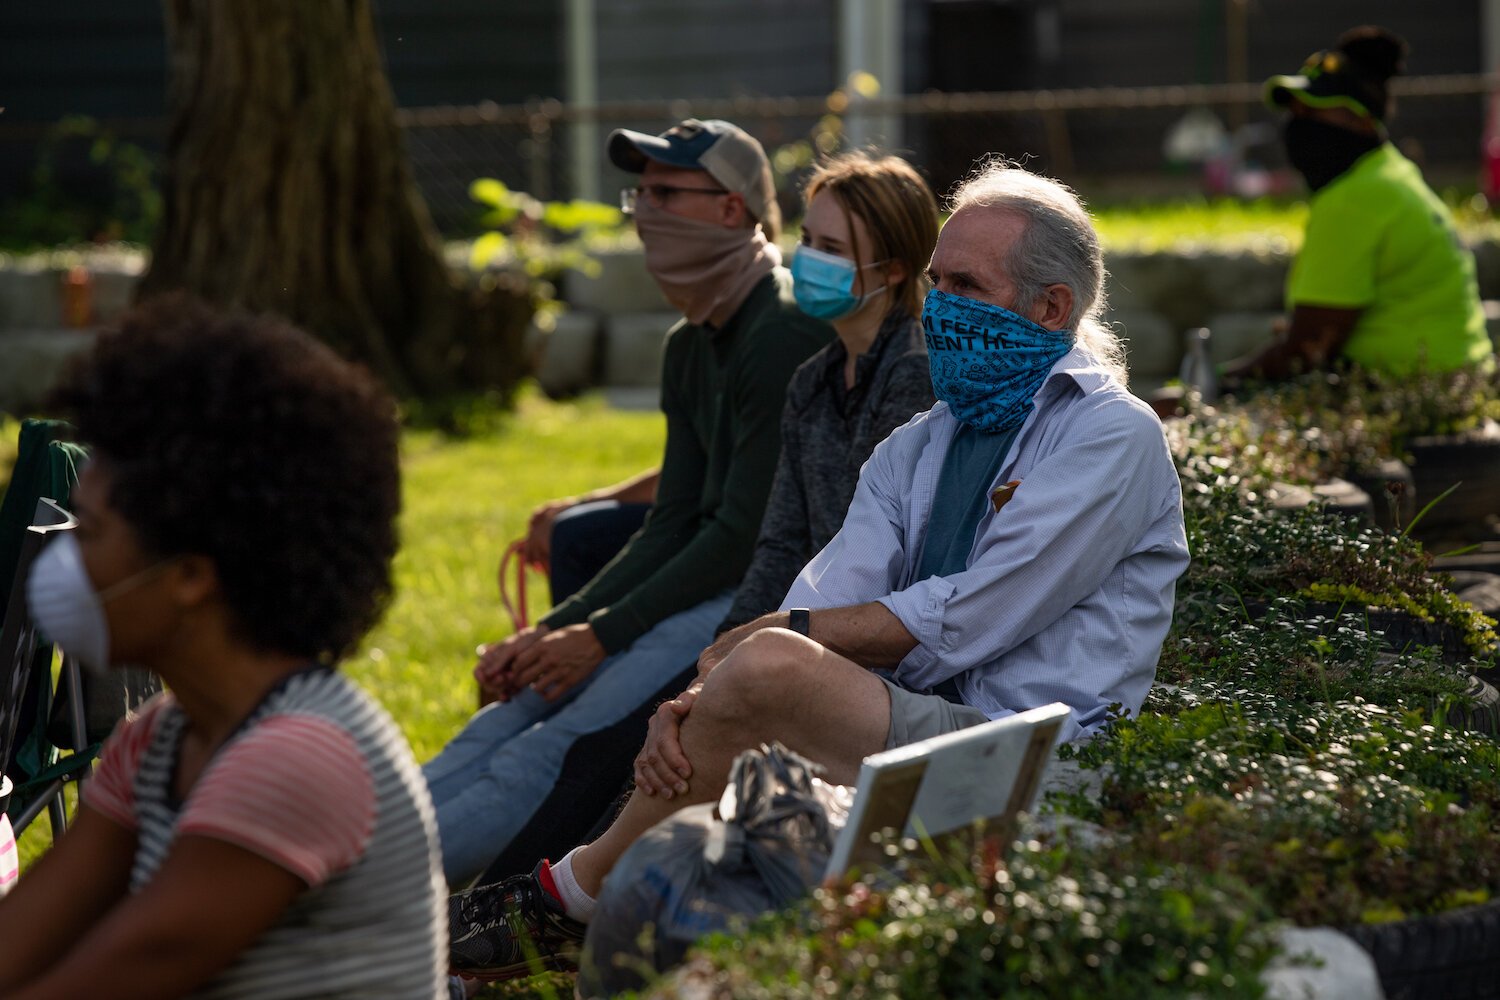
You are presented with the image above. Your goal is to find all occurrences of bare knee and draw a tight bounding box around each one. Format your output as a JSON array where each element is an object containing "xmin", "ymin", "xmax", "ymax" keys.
[{"xmin": 696, "ymin": 628, "xmax": 818, "ymax": 723}]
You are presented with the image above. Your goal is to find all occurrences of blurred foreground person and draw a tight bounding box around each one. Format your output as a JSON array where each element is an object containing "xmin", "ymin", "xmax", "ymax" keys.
[{"xmin": 0, "ymin": 297, "xmax": 445, "ymax": 999}]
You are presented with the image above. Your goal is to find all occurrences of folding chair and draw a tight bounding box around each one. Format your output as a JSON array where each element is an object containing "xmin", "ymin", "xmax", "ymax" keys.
[
  {"xmin": 0, "ymin": 421, "xmax": 160, "ymax": 843},
  {"xmin": 0, "ymin": 498, "xmax": 89, "ymax": 836}
]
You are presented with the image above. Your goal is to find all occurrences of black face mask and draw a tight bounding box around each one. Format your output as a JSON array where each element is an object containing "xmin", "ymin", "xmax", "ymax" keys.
[{"xmin": 1282, "ymin": 116, "xmax": 1383, "ymax": 192}]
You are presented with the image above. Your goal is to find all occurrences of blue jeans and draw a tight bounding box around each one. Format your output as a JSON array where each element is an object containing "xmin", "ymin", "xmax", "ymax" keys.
[
  {"xmin": 423, "ymin": 590, "xmax": 734, "ymax": 885},
  {"xmin": 549, "ymin": 501, "xmax": 651, "ymax": 605}
]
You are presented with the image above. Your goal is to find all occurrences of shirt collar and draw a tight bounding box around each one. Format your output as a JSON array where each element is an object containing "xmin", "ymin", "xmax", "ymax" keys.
[{"xmin": 1036, "ymin": 344, "xmax": 1114, "ymax": 402}]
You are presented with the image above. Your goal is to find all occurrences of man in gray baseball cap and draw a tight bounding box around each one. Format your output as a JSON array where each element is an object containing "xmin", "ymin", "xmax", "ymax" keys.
[
  {"xmin": 609, "ymin": 117, "xmax": 781, "ymax": 241},
  {"xmin": 427, "ymin": 117, "xmax": 830, "ymax": 937}
]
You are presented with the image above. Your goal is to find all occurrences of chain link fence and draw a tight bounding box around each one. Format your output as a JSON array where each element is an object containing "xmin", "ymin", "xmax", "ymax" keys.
[
  {"xmin": 0, "ymin": 76, "xmax": 1490, "ymax": 240},
  {"xmin": 399, "ymin": 75, "xmax": 1494, "ymax": 234}
]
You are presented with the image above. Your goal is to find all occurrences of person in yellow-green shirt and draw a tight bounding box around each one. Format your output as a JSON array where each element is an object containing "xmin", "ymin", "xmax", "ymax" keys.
[{"xmin": 1225, "ymin": 26, "xmax": 1493, "ymax": 382}]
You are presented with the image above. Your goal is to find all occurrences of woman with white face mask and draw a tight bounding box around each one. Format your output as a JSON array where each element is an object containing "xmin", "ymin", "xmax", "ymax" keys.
[
  {"xmin": 0, "ymin": 297, "xmax": 446, "ymax": 999},
  {"xmin": 721, "ymin": 151, "xmax": 941, "ymax": 629}
]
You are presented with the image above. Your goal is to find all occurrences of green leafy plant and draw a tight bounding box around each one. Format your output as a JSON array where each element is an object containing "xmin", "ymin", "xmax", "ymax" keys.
[
  {"xmin": 1180, "ymin": 487, "xmax": 1497, "ymax": 657},
  {"xmin": 1176, "ymin": 365, "xmax": 1500, "ymax": 492},
  {"xmin": 1060, "ymin": 682, "xmax": 1500, "ymax": 927},
  {"xmin": 466, "ymin": 178, "xmax": 626, "ymax": 280},
  {"xmin": 0, "ymin": 116, "xmax": 161, "ymax": 250},
  {"xmin": 647, "ymin": 836, "xmax": 1280, "ymax": 999},
  {"xmin": 1156, "ymin": 599, "xmax": 1476, "ymax": 708}
]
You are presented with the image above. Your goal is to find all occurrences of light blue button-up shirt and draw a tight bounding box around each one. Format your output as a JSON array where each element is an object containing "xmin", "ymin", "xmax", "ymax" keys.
[{"xmin": 780, "ymin": 346, "xmax": 1189, "ymax": 743}]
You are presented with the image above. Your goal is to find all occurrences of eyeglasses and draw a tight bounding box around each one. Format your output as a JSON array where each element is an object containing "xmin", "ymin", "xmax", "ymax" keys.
[{"xmin": 620, "ymin": 184, "xmax": 729, "ymax": 215}]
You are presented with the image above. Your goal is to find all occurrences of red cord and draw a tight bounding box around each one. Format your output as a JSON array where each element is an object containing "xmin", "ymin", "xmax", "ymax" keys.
[{"xmin": 498, "ymin": 538, "xmax": 529, "ymax": 631}]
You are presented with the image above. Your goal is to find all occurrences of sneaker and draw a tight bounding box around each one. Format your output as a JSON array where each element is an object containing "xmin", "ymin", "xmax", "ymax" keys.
[{"xmin": 448, "ymin": 862, "xmax": 587, "ymax": 980}]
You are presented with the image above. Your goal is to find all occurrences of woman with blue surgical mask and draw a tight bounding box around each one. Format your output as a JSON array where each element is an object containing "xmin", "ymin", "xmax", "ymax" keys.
[
  {"xmin": 720, "ymin": 151, "xmax": 939, "ymax": 628},
  {"xmin": 791, "ymin": 156, "xmax": 932, "ymax": 390}
]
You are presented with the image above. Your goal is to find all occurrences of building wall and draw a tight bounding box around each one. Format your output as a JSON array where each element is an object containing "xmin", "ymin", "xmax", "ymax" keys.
[
  {"xmin": 904, "ymin": 0, "xmax": 1484, "ymax": 190},
  {"xmin": 0, "ymin": 0, "xmax": 563, "ymax": 210},
  {"xmin": 0, "ymin": 1, "xmax": 1488, "ymax": 236}
]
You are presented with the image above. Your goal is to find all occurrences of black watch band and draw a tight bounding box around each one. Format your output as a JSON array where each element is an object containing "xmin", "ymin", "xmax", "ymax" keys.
[{"xmin": 788, "ymin": 608, "xmax": 811, "ymax": 636}]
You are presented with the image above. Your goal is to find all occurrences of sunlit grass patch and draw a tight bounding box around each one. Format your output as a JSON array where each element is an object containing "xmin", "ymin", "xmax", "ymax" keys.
[
  {"xmin": 1093, "ymin": 197, "xmax": 1308, "ymax": 254},
  {"xmin": 349, "ymin": 386, "xmax": 665, "ymax": 762}
]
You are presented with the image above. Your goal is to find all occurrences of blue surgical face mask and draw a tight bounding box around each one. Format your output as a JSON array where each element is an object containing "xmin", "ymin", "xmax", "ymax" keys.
[
  {"xmin": 921, "ymin": 288, "xmax": 1073, "ymax": 433},
  {"xmin": 791, "ymin": 244, "xmax": 888, "ymax": 321}
]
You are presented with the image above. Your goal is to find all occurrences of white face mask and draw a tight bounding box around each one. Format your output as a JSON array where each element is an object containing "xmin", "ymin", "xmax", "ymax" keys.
[{"xmin": 26, "ymin": 533, "xmax": 169, "ymax": 674}]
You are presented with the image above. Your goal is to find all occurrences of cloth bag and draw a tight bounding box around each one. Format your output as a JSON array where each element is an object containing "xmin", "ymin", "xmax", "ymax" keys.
[{"xmin": 577, "ymin": 742, "xmax": 850, "ymax": 997}]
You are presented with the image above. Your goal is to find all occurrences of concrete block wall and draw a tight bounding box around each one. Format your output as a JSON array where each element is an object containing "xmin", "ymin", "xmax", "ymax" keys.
[
  {"xmin": 1104, "ymin": 248, "xmax": 1291, "ymax": 385},
  {"xmin": 7, "ymin": 242, "xmax": 1500, "ymax": 413},
  {"xmin": 546, "ymin": 245, "xmax": 1317, "ymax": 397},
  {"xmin": 0, "ymin": 251, "xmax": 144, "ymax": 414}
]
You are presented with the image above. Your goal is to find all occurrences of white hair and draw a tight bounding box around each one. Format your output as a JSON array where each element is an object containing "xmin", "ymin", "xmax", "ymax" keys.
[{"xmin": 948, "ymin": 159, "xmax": 1127, "ymax": 385}]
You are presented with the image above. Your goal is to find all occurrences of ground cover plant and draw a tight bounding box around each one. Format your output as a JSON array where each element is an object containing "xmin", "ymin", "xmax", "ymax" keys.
[
  {"xmin": 615, "ymin": 367, "xmax": 1500, "ymax": 999},
  {"xmin": 1171, "ymin": 366, "xmax": 1500, "ymax": 493},
  {"xmin": 1177, "ymin": 489, "xmax": 1497, "ymax": 657},
  {"xmin": 649, "ymin": 839, "xmax": 1282, "ymax": 1000}
]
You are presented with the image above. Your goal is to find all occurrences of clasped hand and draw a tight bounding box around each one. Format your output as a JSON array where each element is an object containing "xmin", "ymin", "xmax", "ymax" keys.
[
  {"xmin": 473, "ymin": 622, "xmax": 606, "ymax": 703},
  {"xmin": 634, "ymin": 683, "xmax": 701, "ymax": 799}
]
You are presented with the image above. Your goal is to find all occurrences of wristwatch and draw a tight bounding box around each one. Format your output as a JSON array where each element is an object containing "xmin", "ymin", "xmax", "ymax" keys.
[{"xmin": 788, "ymin": 608, "xmax": 811, "ymax": 636}]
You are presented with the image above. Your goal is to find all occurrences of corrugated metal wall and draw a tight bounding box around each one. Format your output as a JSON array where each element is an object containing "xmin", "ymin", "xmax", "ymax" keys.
[
  {"xmin": 0, "ymin": 0, "xmax": 564, "ymax": 204},
  {"xmin": 0, "ymin": 0, "xmax": 1488, "ymax": 232},
  {"xmin": 904, "ymin": 0, "xmax": 1484, "ymax": 186}
]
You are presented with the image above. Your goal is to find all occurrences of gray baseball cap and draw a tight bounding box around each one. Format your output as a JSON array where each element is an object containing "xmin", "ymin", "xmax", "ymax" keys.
[{"xmin": 608, "ymin": 118, "xmax": 780, "ymax": 238}]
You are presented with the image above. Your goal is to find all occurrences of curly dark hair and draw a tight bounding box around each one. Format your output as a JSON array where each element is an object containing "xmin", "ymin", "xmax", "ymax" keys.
[{"xmin": 47, "ymin": 294, "xmax": 402, "ymax": 664}]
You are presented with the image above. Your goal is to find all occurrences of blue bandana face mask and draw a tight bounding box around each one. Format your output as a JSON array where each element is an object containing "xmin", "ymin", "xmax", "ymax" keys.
[
  {"xmin": 922, "ymin": 288, "xmax": 1073, "ymax": 433},
  {"xmin": 791, "ymin": 245, "xmax": 888, "ymax": 320}
]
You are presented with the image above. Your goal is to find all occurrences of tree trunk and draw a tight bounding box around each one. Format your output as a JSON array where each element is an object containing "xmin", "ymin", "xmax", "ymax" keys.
[{"xmin": 137, "ymin": 0, "xmax": 532, "ymax": 398}]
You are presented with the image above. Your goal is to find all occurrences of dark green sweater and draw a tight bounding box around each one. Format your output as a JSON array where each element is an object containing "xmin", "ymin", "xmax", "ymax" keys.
[{"xmin": 541, "ymin": 270, "xmax": 832, "ymax": 652}]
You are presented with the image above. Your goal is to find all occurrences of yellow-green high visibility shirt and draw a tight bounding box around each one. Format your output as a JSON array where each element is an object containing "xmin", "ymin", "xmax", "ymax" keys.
[{"xmin": 1288, "ymin": 143, "xmax": 1492, "ymax": 375}]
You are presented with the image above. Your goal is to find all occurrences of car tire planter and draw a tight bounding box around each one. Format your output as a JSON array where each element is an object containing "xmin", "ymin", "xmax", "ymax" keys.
[
  {"xmin": 1268, "ymin": 477, "xmax": 1373, "ymax": 519},
  {"xmin": 1446, "ymin": 673, "xmax": 1500, "ymax": 738},
  {"xmin": 1405, "ymin": 421, "xmax": 1500, "ymax": 537},
  {"xmin": 1249, "ymin": 600, "xmax": 1477, "ymax": 668},
  {"xmin": 1361, "ymin": 605, "xmax": 1477, "ymax": 667},
  {"xmin": 1339, "ymin": 899, "xmax": 1500, "ymax": 1000}
]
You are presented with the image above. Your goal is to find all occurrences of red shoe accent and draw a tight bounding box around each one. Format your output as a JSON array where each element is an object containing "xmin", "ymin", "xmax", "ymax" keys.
[{"xmin": 534, "ymin": 859, "xmax": 563, "ymax": 904}]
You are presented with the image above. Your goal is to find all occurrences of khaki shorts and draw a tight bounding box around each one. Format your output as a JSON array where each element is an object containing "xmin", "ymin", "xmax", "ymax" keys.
[{"xmin": 879, "ymin": 676, "xmax": 990, "ymax": 750}]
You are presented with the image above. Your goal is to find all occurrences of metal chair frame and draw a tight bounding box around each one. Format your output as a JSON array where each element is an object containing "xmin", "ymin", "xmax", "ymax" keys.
[{"xmin": 0, "ymin": 498, "xmax": 88, "ymax": 838}]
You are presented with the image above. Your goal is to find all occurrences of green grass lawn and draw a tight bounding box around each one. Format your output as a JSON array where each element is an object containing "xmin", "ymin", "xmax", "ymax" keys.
[
  {"xmin": 354, "ymin": 387, "xmax": 664, "ymax": 762},
  {"xmin": 1092, "ymin": 197, "xmax": 1308, "ymax": 253},
  {"xmin": 1088, "ymin": 190, "xmax": 1500, "ymax": 253}
]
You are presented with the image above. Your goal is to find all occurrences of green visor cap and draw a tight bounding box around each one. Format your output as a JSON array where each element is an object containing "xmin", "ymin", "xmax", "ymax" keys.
[{"xmin": 1263, "ymin": 49, "xmax": 1378, "ymax": 118}]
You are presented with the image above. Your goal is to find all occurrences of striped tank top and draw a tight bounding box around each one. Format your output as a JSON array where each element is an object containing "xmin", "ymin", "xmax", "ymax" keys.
[{"xmin": 93, "ymin": 669, "xmax": 446, "ymax": 998}]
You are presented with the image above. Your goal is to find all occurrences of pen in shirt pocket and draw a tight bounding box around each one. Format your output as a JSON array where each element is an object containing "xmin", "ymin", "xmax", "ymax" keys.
[{"xmin": 991, "ymin": 480, "xmax": 1022, "ymax": 513}]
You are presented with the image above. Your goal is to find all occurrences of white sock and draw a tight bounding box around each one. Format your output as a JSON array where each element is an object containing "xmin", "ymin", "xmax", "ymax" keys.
[{"xmin": 548, "ymin": 848, "xmax": 597, "ymax": 923}]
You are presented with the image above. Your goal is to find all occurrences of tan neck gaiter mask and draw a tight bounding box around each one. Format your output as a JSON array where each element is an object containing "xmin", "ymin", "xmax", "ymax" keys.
[{"xmin": 633, "ymin": 199, "xmax": 781, "ymax": 327}]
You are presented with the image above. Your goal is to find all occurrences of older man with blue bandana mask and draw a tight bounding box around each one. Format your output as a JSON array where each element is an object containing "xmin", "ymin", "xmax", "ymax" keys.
[{"xmin": 444, "ymin": 161, "xmax": 1189, "ymax": 980}]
